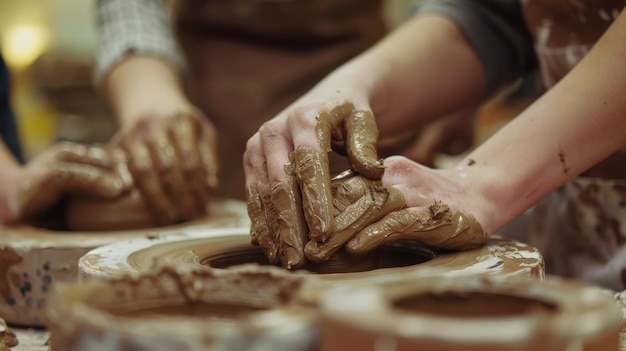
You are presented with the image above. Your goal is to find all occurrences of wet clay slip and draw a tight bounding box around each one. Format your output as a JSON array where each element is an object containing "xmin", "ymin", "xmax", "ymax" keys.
[{"xmin": 79, "ymin": 231, "xmax": 544, "ymax": 290}]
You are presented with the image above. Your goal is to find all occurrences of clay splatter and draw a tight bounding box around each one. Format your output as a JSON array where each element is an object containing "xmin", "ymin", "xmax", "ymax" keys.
[{"xmin": 559, "ymin": 149, "xmax": 571, "ymax": 174}]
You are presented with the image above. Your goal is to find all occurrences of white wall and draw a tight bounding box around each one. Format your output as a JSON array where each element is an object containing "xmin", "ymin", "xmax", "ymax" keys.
[{"xmin": 0, "ymin": 0, "xmax": 96, "ymax": 65}]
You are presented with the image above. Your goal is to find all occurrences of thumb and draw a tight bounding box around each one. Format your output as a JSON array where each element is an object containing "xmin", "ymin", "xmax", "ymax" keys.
[
  {"xmin": 50, "ymin": 163, "xmax": 126, "ymax": 199},
  {"xmin": 346, "ymin": 109, "xmax": 384, "ymax": 179}
]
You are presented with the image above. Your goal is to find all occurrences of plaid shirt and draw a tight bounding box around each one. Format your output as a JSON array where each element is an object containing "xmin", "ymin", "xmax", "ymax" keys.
[{"xmin": 94, "ymin": 0, "xmax": 185, "ymax": 83}]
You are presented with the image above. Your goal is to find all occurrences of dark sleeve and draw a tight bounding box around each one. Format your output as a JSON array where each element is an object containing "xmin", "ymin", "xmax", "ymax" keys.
[
  {"xmin": 0, "ymin": 54, "xmax": 23, "ymax": 163},
  {"xmin": 412, "ymin": 0, "xmax": 538, "ymax": 95}
]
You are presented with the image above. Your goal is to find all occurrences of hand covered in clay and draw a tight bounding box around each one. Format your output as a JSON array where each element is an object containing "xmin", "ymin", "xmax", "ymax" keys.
[
  {"xmin": 244, "ymin": 100, "xmax": 384, "ymax": 269},
  {"xmin": 0, "ymin": 142, "xmax": 128, "ymax": 224},
  {"xmin": 110, "ymin": 108, "xmax": 218, "ymax": 226},
  {"xmin": 310, "ymin": 160, "xmax": 488, "ymax": 261},
  {"xmin": 245, "ymin": 96, "xmax": 487, "ymax": 269}
]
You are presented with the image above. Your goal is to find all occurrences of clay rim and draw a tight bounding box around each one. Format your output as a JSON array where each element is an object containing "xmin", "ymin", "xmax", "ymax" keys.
[
  {"xmin": 80, "ymin": 233, "xmax": 543, "ymax": 285},
  {"xmin": 46, "ymin": 265, "xmax": 317, "ymax": 340},
  {"xmin": 321, "ymin": 275, "xmax": 622, "ymax": 343},
  {"xmin": 0, "ymin": 198, "xmax": 249, "ymax": 248}
]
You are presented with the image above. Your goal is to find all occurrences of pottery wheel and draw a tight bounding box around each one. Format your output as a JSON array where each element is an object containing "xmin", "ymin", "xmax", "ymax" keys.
[
  {"xmin": 79, "ymin": 232, "xmax": 544, "ymax": 290},
  {"xmin": 320, "ymin": 275, "xmax": 622, "ymax": 351},
  {"xmin": 47, "ymin": 265, "xmax": 317, "ymax": 351},
  {"xmin": 0, "ymin": 198, "xmax": 249, "ymax": 327},
  {"xmin": 46, "ymin": 264, "xmax": 619, "ymax": 351}
]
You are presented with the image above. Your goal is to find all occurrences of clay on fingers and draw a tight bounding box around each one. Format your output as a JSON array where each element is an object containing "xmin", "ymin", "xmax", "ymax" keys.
[
  {"xmin": 345, "ymin": 109, "xmax": 384, "ymax": 179},
  {"xmin": 287, "ymin": 104, "xmax": 383, "ymax": 246},
  {"xmin": 346, "ymin": 200, "xmax": 486, "ymax": 254},
  {"xmin": 293, "ymin": 146, "xmax": 334, "ymax": 242},
  {"xmin": 305, "ymin": 178, "xmax": 405, "ymax": 263},
  {"xmin": 315, "ymin": 104, "xmax": 384, "ymax": 180},
  {"xmin": 168, "ymin": 113, "xmax": 212, "ymax": 206},
  {"xmin": 246, "ymin": 184, "xmax": 263, "ymax": 246},
  {"xmin": 249, "ymin": 163, "xmax": 309, "ymax": 269},
  {"xmin": 50, "ymin": 142, "xmax": 126, "ymax": 197},
  {"xmin": 257, "ymin": 190, "xmax": 280, "ymax": 264},
  {"xmin": 126, "ymin": 140, "xmax": 179, "ymax": 225},
  {"xmin": 113, "ymin": 111, "xmax": 218, "ymax": 226},
  {"xmin": 149, "ymin": 134, "xmax": 199, "ymax": 220},
  {"xmin": 52, "ymin": 162, "xmax": 125, "ymax": 199},
  {"xmin": 192, "ymin": 113, "xmax": 220, "ymax": 191},
  {"xmin": 331, "ymin": 170, "xmax": 375, "ymax": 214},
  {"xmin": 315, "ymin": 103, "xmax": 354, "ymax": 154},
  {"xmin": 270, "ymin": 170, "xmax": 308, "ymax": 269}
]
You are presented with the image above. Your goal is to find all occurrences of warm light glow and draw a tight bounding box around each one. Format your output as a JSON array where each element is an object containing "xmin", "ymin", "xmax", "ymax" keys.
[{"xmin": 2, "ymin": 25, "xmax": 49, "ymax": 70}]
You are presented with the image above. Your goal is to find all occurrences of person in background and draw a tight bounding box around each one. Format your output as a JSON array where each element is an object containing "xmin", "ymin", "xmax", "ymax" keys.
[
  {"xmin": 95, "ymin": 0, "xmax": 479, "ymax": 226},
  {"xmin": 243, "ymin": 0, "xmax": 626, "ymax": 290},
  {"xmin": 0, "ymin": 52, "xmax": 126, "ymax": 225}
]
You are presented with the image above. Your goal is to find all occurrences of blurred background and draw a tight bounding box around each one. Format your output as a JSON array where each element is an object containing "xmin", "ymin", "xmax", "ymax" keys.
[
  {"xmin": 0, "ymin": 0, "xmax": 418, "ymax": 162},
  {"xmin": 0, "ymin": 0, "xmax": 526, "ymax": 165},
  {"xmin": 0, "ymin": 0, "xmax": 118, "ymax": 161}
]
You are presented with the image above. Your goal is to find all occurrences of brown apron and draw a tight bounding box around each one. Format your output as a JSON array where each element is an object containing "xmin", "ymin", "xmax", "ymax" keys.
[
  {"xmin": 523, "ymin": 0, "xmax": 626, "ymax": 289},
  {"xmin": 175, "ymin": 0, "xmax": 386, "ymax": 199},
  {"xmin": 522, "ymin": 0, "xmax": 624, "ymax": 87}
]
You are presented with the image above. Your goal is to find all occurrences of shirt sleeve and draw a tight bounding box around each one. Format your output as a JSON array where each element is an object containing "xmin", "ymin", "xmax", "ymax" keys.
[
  {"xmin": 94, "ymin": 0, "xmax": 185, "ymax": 84},
  {"xmin": 412, "ymin": 0, "xmax": 538, "ymax": 95}
]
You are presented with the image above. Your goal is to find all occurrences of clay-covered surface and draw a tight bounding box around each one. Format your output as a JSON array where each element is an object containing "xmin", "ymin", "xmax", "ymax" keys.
[{"xmin": 79, "ymin": 231, "xmax": 545, "ymax": 291}]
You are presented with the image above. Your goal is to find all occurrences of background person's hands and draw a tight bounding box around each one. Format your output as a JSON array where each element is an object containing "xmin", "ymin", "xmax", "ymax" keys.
[
  {"xmin": 100, "ymin": 56, "xmax": 219, "ymax": 227},
  {"xmin": 110, "ymin": 108, "xmax": 219, "ymax": 227},
  {"xmin": 0, "ymin": 142, "xmax": 128, "ymax": 225}
]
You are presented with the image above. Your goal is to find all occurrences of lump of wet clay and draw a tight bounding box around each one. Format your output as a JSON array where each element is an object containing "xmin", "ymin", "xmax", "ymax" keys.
[
  {"xmin": 65, "ymin": 189, "xmax": 157, "ymax": 231},
  {"xmin": 0, "ymin": 317, "xmax": 17, "ymax": 348}
]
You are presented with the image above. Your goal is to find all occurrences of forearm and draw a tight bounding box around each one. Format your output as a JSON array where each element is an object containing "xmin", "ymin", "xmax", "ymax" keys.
[
  {"xmin": 101, "ymin": 55, "xmax": 189, "ymax": 129},
  {"xmin": 0, "ymin": 141, "xmax": 22, "ymax": 220},
  {"xmin": 460, "ymin": 12, "xmax": 626, "ymax": 234},
  {"xmin": 95, "ymin": 0, "xmax": 188, "ymax": 129},
  {"xmin": 311, "ymin": 15, "xmax": 487, "ymax": 138},
  {"xmin": 0, "ymin": 140, "xmax": 21, "ymax": 181}
]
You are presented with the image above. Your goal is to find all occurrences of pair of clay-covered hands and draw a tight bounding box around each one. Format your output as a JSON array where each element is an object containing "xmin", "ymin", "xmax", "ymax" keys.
[
  {"xmin": 244, "ymin": 103, "xmax": 487, "ymax": 269},
  {"xmin": 0, "ymin": 110, "xmax": 217, "ymax": 226}
]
